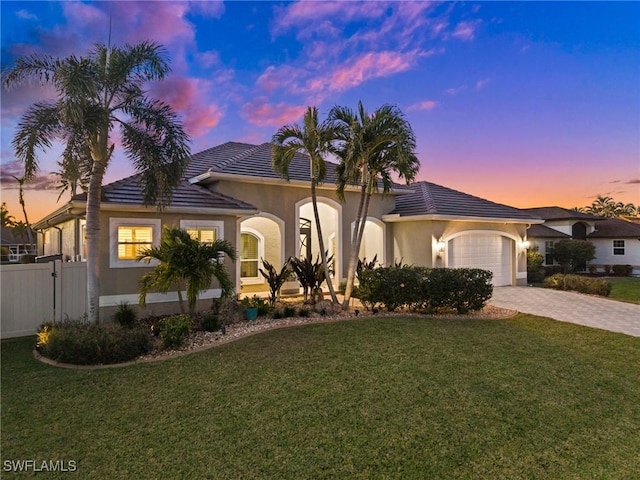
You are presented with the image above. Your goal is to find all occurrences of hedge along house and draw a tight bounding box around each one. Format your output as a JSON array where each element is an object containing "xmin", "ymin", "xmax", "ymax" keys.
[{"xmin": 32, "ymin": 141, "xmax": 542, "ymax": 318}]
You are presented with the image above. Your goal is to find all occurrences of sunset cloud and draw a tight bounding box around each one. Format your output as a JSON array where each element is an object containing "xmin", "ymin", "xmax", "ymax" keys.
[
  {"xmin": 407, "ymin": 100, "xmax": 438, "ymax": 112},
  {"xmin": 451, "ymin": 20, "xmax": 482, "ymax": 41},
  {"xmin": 242, "ymin": 99, "xmax": 306, "ymax": 128},
  {"xmin": 150, "ymin": 77, "xmax": 224, "ymax": 138},
  {"xmin": 0, "ymin": 160, "xmax": 57, "ymax": 191}
]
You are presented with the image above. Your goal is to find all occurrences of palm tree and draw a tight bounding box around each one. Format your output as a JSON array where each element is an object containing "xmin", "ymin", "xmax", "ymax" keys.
[
  {"xmin": 272, "ymin": 106, "xmax": 340, "ymax": 305},
  {"xmin": 328, "ymin": 102, "xmax": 419, "ymax": 308},
  {"xmin": 5, "ymin": 41, "xmax": 191, "ymax": 323},
  {"xmin": 137, "ymin": 227, "xmax": 236, "ymax": 315},
  {"xmin": 1, "ymin": 203, "xmax": 16, "ymax": 228},
  {"xmin": 11, "ymin": 176, "xmax": 34, "ymax": 247},
  {"xmin": 583, "ymin": 195, "xmax": 639, "ymax": 218},
  {"xmin": 52, "ymin": 156, "xmax": 90, "ymax": 201}
]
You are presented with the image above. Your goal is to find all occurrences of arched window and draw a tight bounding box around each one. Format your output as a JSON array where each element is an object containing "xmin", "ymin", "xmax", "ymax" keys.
[{"xmin": 241, "ymin": 232, "xmax": 260, "ymax": 279}]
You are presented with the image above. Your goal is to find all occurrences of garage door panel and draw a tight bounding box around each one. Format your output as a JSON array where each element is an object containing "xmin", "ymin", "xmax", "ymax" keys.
[{"xmin": 448, "ymin": 235, "xmax": 512, "ymax": 286}]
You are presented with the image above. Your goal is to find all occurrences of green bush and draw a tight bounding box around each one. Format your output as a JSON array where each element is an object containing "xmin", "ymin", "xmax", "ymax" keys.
[
  {"xmin": 283, "ymin": 305, "xmax": 297, "ymax": 318},
  {"xmin": 158, "ymin": 315, "xmax": 193, "ymax": 349},
  {"xmin": 298, "ymin": 308, "xmax": 310, "ymax": 318},
  {"xmin": 200, "ymin": 313, "xmax": 221, "ymax": 332},
  {"xmin": 544, "ymin": 274, "xmax": 611, "ymax": 297},
  {"xmin": 358, "ymin": 266, "xmax": 493, "ymax": 314},
  {"xmin": 113, "ymin": 302, "xmax": 137, "ymax": 328},
  {"xmin": 527, "ymin": 250, "xmax": 545, "ymax": 283},
  {"xmin": 611, "ymin": 264, "xmax": 633, "ymax": 277},
  {"xmin": 37, "ymin": 320, "xmax": 151, "ymax": 365}
]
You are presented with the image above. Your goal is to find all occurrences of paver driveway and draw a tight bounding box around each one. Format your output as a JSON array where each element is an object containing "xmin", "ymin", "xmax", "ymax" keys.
[{"xmin": 490, "ymin": 286, "xmax": 640, "ymax": 337}]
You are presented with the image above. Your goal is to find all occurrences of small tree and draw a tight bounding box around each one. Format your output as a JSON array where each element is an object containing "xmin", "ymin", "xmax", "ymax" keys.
[
  {"xmin": 138, "ymin": 227, "xmax": 236, "ymax": 315},
  {"xmin": 526, "ymin": 249, "xmax": 545, "ymax": 283},
  {"xmin": 552, "ymin": 239, "xmax": 595, "ymax": 274}
]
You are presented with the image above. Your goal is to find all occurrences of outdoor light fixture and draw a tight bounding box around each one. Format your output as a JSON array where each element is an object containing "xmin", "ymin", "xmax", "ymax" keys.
[
  {"xmin": 436, "ymin": 240, "xmax": 446, "ymax": 259},
  {"xmin": 519, "ymin": 240, "xmax": 530, "ymax": 252}
]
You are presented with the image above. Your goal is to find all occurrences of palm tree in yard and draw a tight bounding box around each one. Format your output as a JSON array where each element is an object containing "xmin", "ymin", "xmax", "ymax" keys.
[
  {"xmin": 272, "ymin": 106, "xmax": 340, "ymax": 305},
  {"xmin": 138, "ymin": 227, "xmax": 236, "ymax": 316},
  {"xmin": 1, "ymin": 203, "xmax": 16, "ymax": 228},
  {"xmin": 11, "ymin": 176, "xmax": 34, "ymax": 247},
  {"xmin": 5, "ymin": 41, "xmax": 191, "ymax": 323},
  {"xmin": 328, "ymin": 101, "xmax": 419, "ymax": 309}
]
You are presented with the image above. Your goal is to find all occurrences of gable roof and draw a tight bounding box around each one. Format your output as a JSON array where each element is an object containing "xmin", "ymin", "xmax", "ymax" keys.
[
  {"xmin": 588, "ymin": 218, "xmax": 640, "ymax": 238},
  {"xmin": 387, "ymin": 181, "xmax": 541, "ymax": 222},
  {"xmin": 523, "ymin": 206, "xmax": 602, "ymax": 221},
  {"xmin": 0, "ymin": 227, "xmax": 36, "ymax": 246}
]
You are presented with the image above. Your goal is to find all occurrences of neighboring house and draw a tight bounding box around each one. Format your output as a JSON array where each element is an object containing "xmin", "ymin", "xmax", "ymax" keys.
[
  {"xmin": 32, "ymin": 141, "xmax": 542, "ymax": 317},
  {"xmin": 525, "ymin": 207, "xmax": 640, "ymax": 274},
  {"xmin": 0, "ymin": 227, "xmax": 36, "ymax": 262}
]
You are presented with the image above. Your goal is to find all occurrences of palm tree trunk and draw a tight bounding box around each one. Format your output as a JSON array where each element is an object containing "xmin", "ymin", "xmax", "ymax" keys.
[
  {"xmin": 342, "ymin": 182, "xmax": 368, "ymax": 309},
  {"xmin": 85, "ymin": 160, "xmax": 105, "ymax": 323},
  {"xmin": 311, "ymin": 178, "xmax": 339, "ymax": 305}
]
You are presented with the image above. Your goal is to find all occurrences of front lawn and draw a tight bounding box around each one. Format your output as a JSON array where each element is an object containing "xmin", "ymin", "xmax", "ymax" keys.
[
  {"xmin": 2, "ymin": 315, "xmax": 639, "ymax": 479},
  {"xmin": 608, "ymin": 276, "xmax": 640, "ymax": 304}
]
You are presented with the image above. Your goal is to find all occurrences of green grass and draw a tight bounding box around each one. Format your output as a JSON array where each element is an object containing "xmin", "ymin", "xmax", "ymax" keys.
[
  {"xmin": 2, "ymin": 315, "xmax": 640, "ymax": 479},
  {"xmin": 608, "ymin": 276, "xmax": 640, "ymax": 304}
]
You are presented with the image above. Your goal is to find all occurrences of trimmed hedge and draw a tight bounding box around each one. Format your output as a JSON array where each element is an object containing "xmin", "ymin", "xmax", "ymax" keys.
[
  {"xmin": 358, "ymin": 266, "xmax": 493, "ymax": 314},
  {"xmin": 611, "ymin": 264, "xmax": 633, "ymax": 277},
  {"xmin": 544, "ymin": 274, "xmax": 612, "ymax": 297},
  {"xmin": 37, "ymin": 320, "xmax": 151, "ymax": 365}
]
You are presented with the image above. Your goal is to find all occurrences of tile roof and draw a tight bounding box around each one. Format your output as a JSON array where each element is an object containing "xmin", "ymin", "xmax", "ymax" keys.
[
  {"xmin": 588, "ymin": 218, "xmax": 640, "ymax": 238},
  {"xmin": 389, "ymin": 181, "xmax": 540, "ymax": 221},
  {"xmin": 523, "ymin": 207, "xmax": 602, "ymax": 221},
  {"xmin": 527, "ymin": 224, "xmax": 570, "ymax": 238},
  {"xmin": 73, "ymin": 175, "xmax": 256, "ymax": 212},
  {"xmin": 0, "ymin": 227, "xmax": 36, "ymax": 245},
  {"xmin": 187, "ymin": 141, "xmax": 344, "ymax": 184}
]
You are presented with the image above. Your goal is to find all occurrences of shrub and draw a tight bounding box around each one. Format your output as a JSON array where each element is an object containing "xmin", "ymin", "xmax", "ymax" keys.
[
  {"xmin": 298, "ymin": 308, "xmax": 310, "ymax": 318},
  {"xmin": 18, "ymin": 254, "xmax": 36, "ymax": 264},
  {"xmin": 611, "ymin": 264, "xmax": 633, "ymax": 277},
  {"xmin": 113, "ymin": 302, "xmax": 137, "ymax": 328},
  {"xmin": 604, "ymin": 265, "xmax": 612, "ymax": 275},
  {"xmin": 358, "ymin": 266, "xmax": 493, "ymax": 314},
  {"xmin": 526, "ymin": 250, "xmax": 545, "ymax": 283},
  {"xmin": 588, "ymin": 265, "xmax": 598, "ymax": 274},
  {"xmin": 201, "ymin": 313, "xmax": 221, "ymax": 332},
  {"xmin": 158, "ymin": 315, "xmax": 193, "ymax": 349},
  {"xmin": 37, "ymin": 320, "xmax": 151, "ymax": 365},
  {"xmin": 283, "ymin": 305, "xmax": 297, "ymax": 318},
  {"xmin": 544, "ymin": 274, "xmax": 611, "ymax": 297},
  {"xmin": 241, "ymin": 295, "xmax": 271, "ymax": 316}
]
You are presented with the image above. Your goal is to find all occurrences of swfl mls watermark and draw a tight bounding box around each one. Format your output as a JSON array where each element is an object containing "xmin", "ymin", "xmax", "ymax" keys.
[{"xmin": 3, "ymin": 459, "xmax": 77, "ymax": 473}]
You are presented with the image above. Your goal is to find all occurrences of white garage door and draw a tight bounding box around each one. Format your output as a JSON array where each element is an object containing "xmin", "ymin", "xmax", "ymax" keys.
[{"xmin": 448, "ymin": 235, "xmax": 512, "ymax": 286}]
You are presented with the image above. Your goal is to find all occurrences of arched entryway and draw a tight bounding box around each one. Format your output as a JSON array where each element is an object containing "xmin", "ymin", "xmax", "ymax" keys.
[
  {"xmin": 295, "ymin": 197, "xmax": 341, "ymax": 282},
  {"xmin": 239, "ymin": 214, "xmax": 284, "ymax": 289},
  {"xmin": 353, "ymin": 217, "xmax": 385, "ymax": 265}
]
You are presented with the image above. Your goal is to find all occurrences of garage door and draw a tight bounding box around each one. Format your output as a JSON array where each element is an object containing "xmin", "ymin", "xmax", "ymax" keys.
[{"xmin": 448, "ymin": 235, "xmax": 512, "ymax": 286}]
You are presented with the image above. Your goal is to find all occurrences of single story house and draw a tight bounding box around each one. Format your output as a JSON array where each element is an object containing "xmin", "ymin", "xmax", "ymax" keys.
[
  {"xmin": 525, "ymin": 207, "xmax": 640, "ymax": 274},
  {"xmin": 0, "ymin": 227, "xmax": 36, "ymax": 262},
  {"xmin": 33, "ymin": 141, "xmax": 542, "ymax": 317}
]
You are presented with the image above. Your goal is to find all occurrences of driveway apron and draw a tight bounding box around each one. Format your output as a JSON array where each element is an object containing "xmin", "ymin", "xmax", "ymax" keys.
[{"xmin": 490, "ymin": 286, "xmax": 640, "ymax": 337}]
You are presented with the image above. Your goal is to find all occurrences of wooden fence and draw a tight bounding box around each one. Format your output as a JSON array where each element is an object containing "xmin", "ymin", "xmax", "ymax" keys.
[{"xmin": 1, "ymin": 261, "xmax": 87, "ymax": 339}]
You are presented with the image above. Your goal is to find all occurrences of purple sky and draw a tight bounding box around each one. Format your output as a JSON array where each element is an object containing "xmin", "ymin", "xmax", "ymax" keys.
[{"xmin": 1, "ymin": 1, "xmax": 639, "ymax": 222}]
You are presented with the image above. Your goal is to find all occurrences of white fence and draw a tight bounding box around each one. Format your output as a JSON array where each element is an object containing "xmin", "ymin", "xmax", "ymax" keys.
[{"xmin": 1, "ymin": 261, "xmax": 87, "ymax": 339}]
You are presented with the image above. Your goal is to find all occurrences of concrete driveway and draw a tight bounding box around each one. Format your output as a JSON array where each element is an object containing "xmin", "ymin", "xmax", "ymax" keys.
[{"xmin": 490, "ymin": 286, "xmax": 640, "ymax": 337}]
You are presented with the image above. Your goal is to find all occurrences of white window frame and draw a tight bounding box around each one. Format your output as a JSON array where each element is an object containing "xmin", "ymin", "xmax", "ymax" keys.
[
  {"xmin": 240, "ymin": 227, "xmax": 264, "ymax": 285},
  {"xmin": 109, "ymin": 218, "xmax": 161, "ymax": 268},
  {"xmin": 179, "ymin": 220, "xmax": 224, "ymax": 244},
  {"xmin": 613, "ymin": 240, "xmax": 625, "ymax": 256}
]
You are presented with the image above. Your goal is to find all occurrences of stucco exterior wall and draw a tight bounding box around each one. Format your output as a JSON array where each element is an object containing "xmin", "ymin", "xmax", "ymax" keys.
[
  {"xmin": 212, "ymin": 179, "xmax": 397, "ymax": 281},
  {"xmin": 592, "ymin": 238, "xmax": 640, "ymax": 274}
]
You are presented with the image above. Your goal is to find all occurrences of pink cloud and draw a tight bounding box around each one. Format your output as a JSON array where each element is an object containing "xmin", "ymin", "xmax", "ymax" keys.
[
  {"xmin": 150, "ymin": 76, "xmax": 224, "ymax": 138},
  {"xmin": 242, "ymin": 99, "xmax": 306, "ymax": 128},
  {"xmin": 451, "ymin": 20, "xmax": 482, "ymax": 41},
  {"xmin": 407, "ymin": 100, "xmax": 438, "ymax": 112},
  {"xmin": 273, "ymin": 1, "xmax": 388, "ymax": 37}
]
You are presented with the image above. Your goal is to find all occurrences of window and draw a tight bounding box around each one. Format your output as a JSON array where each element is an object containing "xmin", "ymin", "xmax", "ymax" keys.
[
  {"xmin": 613, "ymin": 240, "xmax": 625, "ymax": 256},
  {"xmin": 241, "ymin": 232, "xmax": 260, "ymax": 278},
  {"xmin": 109, "ymin": 218, "xmax": 161, "ymax": 268},
  {"xmin": 179, "ymin": 220, "xmax": 222, "ymax": 244},
  {"xmin": 118, "ymin": 226, "xmax": 153, "ymax": 260},
  {"xmin": 545, "ymin": 241, "xmax": 555, "ymax": 265}
]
